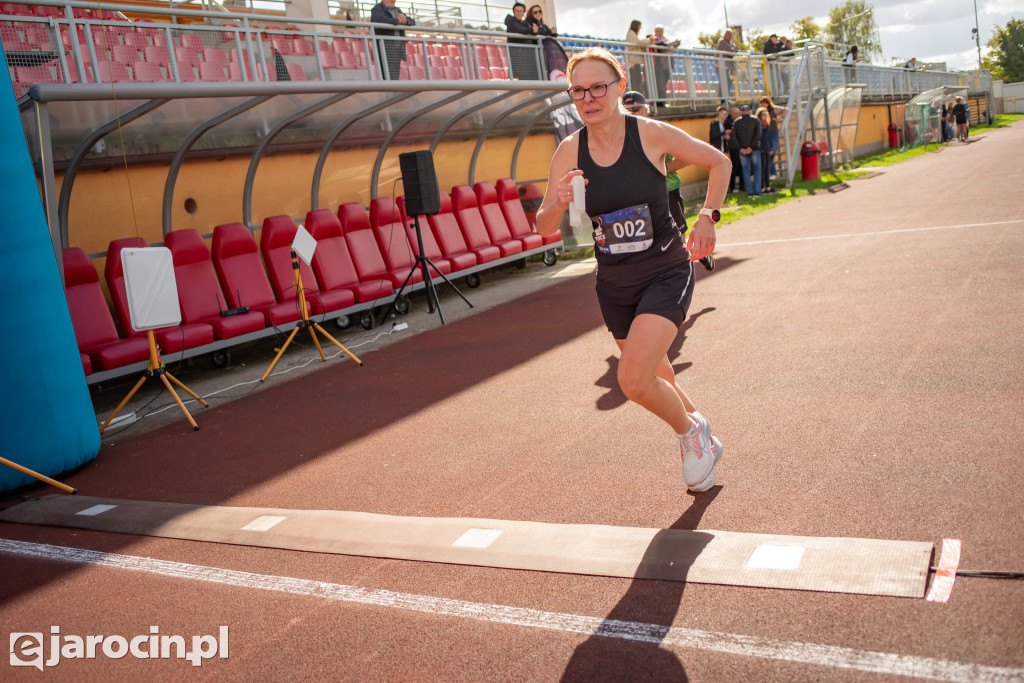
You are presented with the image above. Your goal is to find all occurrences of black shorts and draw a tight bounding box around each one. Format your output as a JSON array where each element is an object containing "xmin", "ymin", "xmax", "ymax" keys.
[{"xmin": 594, "ymin": 237, "xmax": 694, "ymax": 340}]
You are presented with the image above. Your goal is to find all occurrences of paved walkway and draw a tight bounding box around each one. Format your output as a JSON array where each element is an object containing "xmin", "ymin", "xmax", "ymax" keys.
[{"xmin": 2, "ymin": 124, "xmax": 1023, "ymax": 681}]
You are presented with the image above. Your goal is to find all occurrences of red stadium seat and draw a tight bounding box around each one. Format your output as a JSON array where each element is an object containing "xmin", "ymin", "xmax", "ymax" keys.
[
  {"xmin": 396, "ymin": 195, "xmax": 458, "ymax": 273},
  {"xmin": 260, "ymin": 215, "xmax": 355, "ymax": 314},
  {"xmin": 472, "ymin": 182, "xmax": 525, "ymax": 257},
  {"xmin": 164, "ymin": 229, "xmax": 266, "ymax": 339},
  {"xmin": 450, "ymin": 186, "xmax": 502, "ymax": 264},
  {"xmin": 425, "ymin": 191, "xmax": 482, "ymax": 271},
  {"xmin": 96, "ymin": 60, "xmax": 132, "ymax": 83},
  {"xmin": 63, "ymin": 247, "xmax": 150, "ymax": 371},
  {"xmin": 371, "ymin": 197, "xmax": 452, "ymax": 282},
  {"xmin": 105, "ymin": 237, "xmax": 214, "ymax": 354},
  {"xmin": 336, "ymin": 202, "xmax": 406, "ymax": 289},
  {"xmin": 198, "ymin": 62, "xmax": 226, "ymax": 81},
  {"xmin": 132, "ymin": 61, "xmax": 166, "ymax": 82},
  {"xmin": 112, "ymin": 45, "xmax": 141, "ymax": 64},
  {"xmin": 305, "ymin": 209, "xmax": 391, "ymax": 303},
  {"xmin": 203, "ymin": 47, "xmax": 229, "ymax": 67},
  {"xmin": 495, "ymin": 178, "xmax": 544, "ymax": 250},
  {"xmin": 143, "ymin": 44, "xmax": 171, "ymax": 65},
  {"xmin": 174, "ymin": 45, "xmax": 201, "ymax": 67},
  {"xmin": 179, "ymin": 33, "xmax": 205, "ymax": 50},
  {"xmin": 211, "ymin": 223, "xmax": 301, "ymax": 327}
]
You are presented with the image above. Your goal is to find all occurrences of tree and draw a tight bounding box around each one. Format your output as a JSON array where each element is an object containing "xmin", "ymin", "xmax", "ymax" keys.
[
  {"xmin": 697, "ymin": 30, "xmax": 723, "ymax": 50},
  {"xmin": 986, "ymin": 18, "xmax": 1024, "ymax": 83},
  {"xmin": 789, "ymin": 16, "xmax": 821, "ymax": 42},
  {"xmin": 823, "ymin": 0, "xmax": 882, "ymax": 62}
]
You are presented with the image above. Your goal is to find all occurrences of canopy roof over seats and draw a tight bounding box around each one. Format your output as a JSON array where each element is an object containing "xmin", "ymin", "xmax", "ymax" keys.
[{"xmin": 21, "ymin": 79, "xmax": 569, "ymax": 253}]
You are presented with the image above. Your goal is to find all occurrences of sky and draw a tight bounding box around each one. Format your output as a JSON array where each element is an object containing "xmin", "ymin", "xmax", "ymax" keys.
[{"xmin": 551, "ymin": 0, "xmax": 1020, "ymax": 71}]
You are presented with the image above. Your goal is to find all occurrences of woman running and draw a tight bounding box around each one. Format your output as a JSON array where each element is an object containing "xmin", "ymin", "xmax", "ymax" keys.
[{"xmin": 536, "ymin": 47, "xmax": 731, "ymax": 492}]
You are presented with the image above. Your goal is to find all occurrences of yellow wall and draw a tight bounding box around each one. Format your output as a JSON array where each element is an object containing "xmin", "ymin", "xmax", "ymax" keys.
[
  {"xmin": 64, "ymin": 103, "xmax": 898, "ymax": 257},
  {"xmin": 62, "ymin": 133, "xmax": 558, "ymax": 255}
]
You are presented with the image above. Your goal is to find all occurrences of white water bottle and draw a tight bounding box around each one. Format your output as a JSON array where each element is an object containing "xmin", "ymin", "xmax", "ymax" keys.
[{"xmin": 568, "ymin": 174, "xmax": 585, "ymax": 228}]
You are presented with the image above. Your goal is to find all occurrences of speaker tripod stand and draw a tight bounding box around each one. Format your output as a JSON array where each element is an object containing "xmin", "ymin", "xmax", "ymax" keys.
[
  {"xmin": 380, "ymin": 214, "xmax": 472, "ymax": 325},
  {"xmin": 261, "ymin": 249, "xmax": 363, "ymax": 381},
  {"xmin": 100, "ymin": 328, "xmax": 208, "ymax": 433}
]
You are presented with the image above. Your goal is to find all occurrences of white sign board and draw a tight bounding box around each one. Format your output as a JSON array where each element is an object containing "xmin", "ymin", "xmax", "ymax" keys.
[
  {"xmin": 121, "ymin": 247, "xmax": 181, "ymax": 331},
  {"xmin": 292, "ymin": 224, "xmax": 317, "ymax": 266}
]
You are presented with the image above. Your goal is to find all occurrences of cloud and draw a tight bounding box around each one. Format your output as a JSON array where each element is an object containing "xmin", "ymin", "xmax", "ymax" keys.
[{"xmin": 552, "ymin": 0, "xmax": 1013, "ymax": 71}]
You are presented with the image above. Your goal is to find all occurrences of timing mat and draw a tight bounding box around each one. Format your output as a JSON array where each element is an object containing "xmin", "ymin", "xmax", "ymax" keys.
[{"xmin": 0, "ymin": 495, "xmax": 936, "ymax": 598}]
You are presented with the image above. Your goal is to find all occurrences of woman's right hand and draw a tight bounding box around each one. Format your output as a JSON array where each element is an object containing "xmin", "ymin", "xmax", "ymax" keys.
[{"xmin": 556, "ymin": 169, "xmax": 586, "ymax": 208}]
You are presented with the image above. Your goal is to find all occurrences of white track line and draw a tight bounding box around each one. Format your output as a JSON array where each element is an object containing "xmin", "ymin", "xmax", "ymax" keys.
[
  {"xmin": 3, "ymin": 539, "xmax": 1022, "ymax": 682},
  {"xmin": 720, "ymin": 219, "xmax": 1024, "ymax": 248}
]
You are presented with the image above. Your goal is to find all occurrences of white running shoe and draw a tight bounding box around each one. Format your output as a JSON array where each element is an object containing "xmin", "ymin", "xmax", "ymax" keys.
[{"xmin": 678, "ymin": 412, "xmax": 721, "ymax": 492}]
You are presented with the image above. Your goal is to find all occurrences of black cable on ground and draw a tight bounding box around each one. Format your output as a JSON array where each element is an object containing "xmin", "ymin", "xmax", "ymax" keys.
[{"xmin": 930, "ymin": 567, "xmax": 1024, "ymax": 580}]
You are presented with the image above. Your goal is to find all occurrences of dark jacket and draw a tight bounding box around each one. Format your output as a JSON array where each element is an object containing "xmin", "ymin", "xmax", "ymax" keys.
[
  {"xmin": 370, "ymin": 2, "xmax": 414, "ymax": 36},
  {"xmin": 505, "ymin": 15, "xmax": 536, "ymax": 44},
  {"xmin": 731, "ymin": 113, "xmax": 761, "ymax": 151},
  {"xmin": 527, "ymin": 17, "xmax": 555, "ymax": 37},
  {"xmin": 709, "ymin": 118, "xmax": 728, "ymax": 153}
]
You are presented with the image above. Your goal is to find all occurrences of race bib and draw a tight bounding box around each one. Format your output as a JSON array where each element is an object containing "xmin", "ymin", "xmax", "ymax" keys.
[{"xmin": 592, "ymin": 203, "xmax": 653, "ymax": 255}]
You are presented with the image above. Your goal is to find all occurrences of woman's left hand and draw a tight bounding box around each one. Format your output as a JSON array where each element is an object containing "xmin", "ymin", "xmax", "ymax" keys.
[{"xmin": 687, "ymin": 217, "xmax": 717, "ymax": 261}]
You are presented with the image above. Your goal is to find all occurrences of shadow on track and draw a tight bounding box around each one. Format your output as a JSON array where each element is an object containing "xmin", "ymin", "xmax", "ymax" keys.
[{"xmin": 560, "ymin": 488, "xmax": 720, "ymax": 681}]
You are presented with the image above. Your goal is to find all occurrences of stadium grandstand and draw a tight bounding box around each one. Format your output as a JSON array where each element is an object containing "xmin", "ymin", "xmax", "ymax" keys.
[{"xmin": 2, "ymin": 0, "xmax": 996, "ymax": 387}]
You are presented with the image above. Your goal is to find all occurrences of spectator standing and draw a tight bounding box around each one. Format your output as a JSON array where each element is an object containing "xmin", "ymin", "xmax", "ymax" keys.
[
  {"xmin": 731, "ymin": 104, "xmax": 762, "ymax": 197},
  {"xmin": 758, "ymin": 95, "xmax": 788, "ymax": 179},
  {"xmin": 371, "ymin": 0, "xmax": 414, "ymax": 80},
  {"xmin": 727, "ymin": 105, "xmax": 742, "ymax": 192},
  {"xmin": 650, "ymin": 25, "xmax": 680, "ymax": 108},
  {"xmin": 709, "ymin": 105, "xmax": 729, "ymax": 154},
  {"xmin": 756, "ymin": 107, "xmax": 774, "ymax": 193},
  {"xmin": 951, "ymin": 96, "xmax": 969, "ymax": 142},
  {"xmin": 625, "ymin": 20, "xmax": 652, "ymax": 92},
  {"xmin": 904, "ymin": 57, "xmax": 918, "ymax": 70},
  {"xmin": 506, "ymin": 2, "xmax": 540, "ymax": 80},
  {"xmin": 526, "ymin": 5, "xmax": 556, "ymax": 36},
  {"xmin": 761, "ymin": 34, "xmax": 780, "ymax": 55},
  {"xmin": 717, "ymin": 29, "xmax": 738, "ymax": 95},
  {"xmin": 843, "ymin": 45, "xmax": 860, "ymax": 83}
]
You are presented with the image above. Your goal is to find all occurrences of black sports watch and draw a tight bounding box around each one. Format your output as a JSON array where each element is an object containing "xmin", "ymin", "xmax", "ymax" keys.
[{"xmin": 699, "ymin": 208, "xmax": 721, "ymax": 223}]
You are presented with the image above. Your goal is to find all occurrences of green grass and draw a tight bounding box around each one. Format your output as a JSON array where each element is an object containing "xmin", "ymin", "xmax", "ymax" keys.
[
  {"xmin": 553, "ymin": 111, "xmax": 1019, "ymax": 250},
  {"xmin": 685, "ymin": 170, "xmax": 868, "ymax": 227},
  {"xmin": 972, "ymin": 112, "xmax": 1024, "ymax": 131}
]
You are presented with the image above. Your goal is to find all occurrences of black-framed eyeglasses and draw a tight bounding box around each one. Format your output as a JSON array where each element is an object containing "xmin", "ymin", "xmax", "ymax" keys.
[
  {"xmin": 567, "ymin": 79, "xmax": 619, "ymax": 101},
  {"xmin": 533, "ymin": 10, "xmax": 542, "ymax": 14}
]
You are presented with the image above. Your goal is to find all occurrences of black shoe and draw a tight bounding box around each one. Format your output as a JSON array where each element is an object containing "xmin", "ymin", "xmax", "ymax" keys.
[{"xmin": 699, "ymin": 254, "xmax": 716, "ymax": 271}]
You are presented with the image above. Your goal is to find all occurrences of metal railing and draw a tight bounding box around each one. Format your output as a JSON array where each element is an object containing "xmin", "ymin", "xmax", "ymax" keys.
[{"xmin": 3, "ymin": 1, "xmax": 988, "ymax": 108}]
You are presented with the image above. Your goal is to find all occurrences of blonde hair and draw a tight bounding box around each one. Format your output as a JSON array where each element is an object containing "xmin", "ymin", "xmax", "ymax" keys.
[
  {"xmin": 755, "ymin": 107, "xmax": 770, "ymax": 121},
  {"xmin": 567, "ymin": 47, "xmax": 626, "ymax": 82}
]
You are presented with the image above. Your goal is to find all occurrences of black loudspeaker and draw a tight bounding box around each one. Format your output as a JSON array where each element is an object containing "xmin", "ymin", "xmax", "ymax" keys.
[{"xmin": 398, "ymin": 150, "xmax": 441, "ymax": 216}]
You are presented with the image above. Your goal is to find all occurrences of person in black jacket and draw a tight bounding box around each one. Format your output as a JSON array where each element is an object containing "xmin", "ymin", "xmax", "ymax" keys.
[
  {"xmin": 370, "ymin": 0, "xmax": 414, "ymax": 80},
  {"xmin": 709, "ymin": 105, "xmax": 729, "ymax": 153},
  {"xmin": 951, "ymin": 96, "xmax": 969, "ymax": 142},
  {"xmin": 731, "ymin": 104, "xmax": 762, "ymax": 197},
  {"xmin": 526, "ymin": 5, "xmax": 556, "ymax": 36}
]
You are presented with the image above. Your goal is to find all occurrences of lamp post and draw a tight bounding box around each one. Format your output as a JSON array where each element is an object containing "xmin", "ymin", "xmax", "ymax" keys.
[
  {"xmin": 837, "ymin": 8, "xmax": 870, "ymax": 50},
  {"xmin": 972, "ymin": 0, "xmax": 983, "ymax": 71}
]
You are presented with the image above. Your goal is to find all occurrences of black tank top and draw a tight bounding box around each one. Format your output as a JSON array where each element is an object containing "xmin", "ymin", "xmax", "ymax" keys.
[{"xmin": 577, "ymin": 115, "xmax": 679, "ymax": 266}]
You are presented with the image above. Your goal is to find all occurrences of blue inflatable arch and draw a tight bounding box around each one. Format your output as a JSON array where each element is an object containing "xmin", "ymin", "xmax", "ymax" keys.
[{"xmin": 0, "ymin": 50, "xmax": 99, "ymax": 492}]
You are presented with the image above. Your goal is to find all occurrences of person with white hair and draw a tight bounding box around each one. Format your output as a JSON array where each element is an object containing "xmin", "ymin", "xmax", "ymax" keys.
[{"xmin": 650, "ymin": 24, "xmax": 680, "ymax": 108}]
